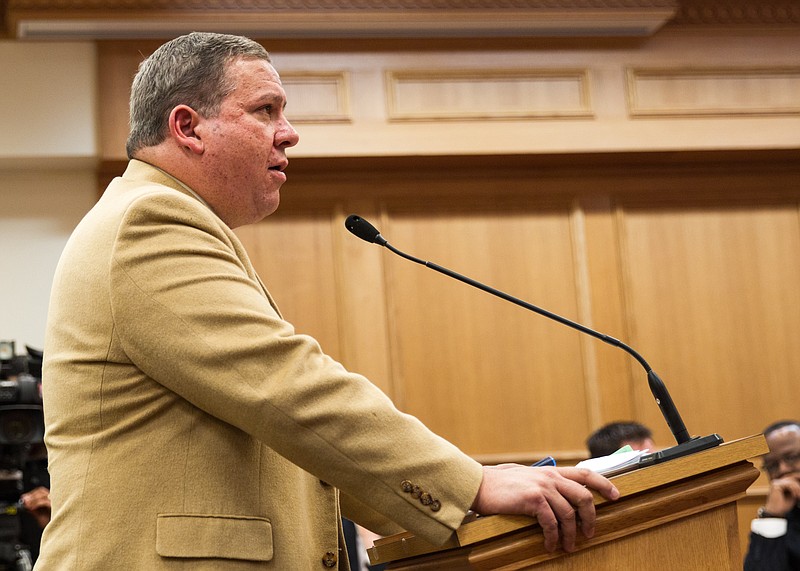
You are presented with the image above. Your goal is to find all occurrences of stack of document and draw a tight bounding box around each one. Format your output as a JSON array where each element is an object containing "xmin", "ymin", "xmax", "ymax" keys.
[{"xmin": 574, "ymin": 445, "xmax": 650, "ymax": 477}]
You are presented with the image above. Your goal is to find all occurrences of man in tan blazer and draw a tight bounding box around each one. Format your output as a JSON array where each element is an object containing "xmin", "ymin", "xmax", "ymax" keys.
[{"xmin": 38, "ymin": 32, "xmax": 618, "ymax": 569}]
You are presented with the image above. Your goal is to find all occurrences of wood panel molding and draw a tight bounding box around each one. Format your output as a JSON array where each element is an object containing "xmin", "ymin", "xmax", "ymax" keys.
[
  {"xmin": 627, "ymin": 66, "xmax": 800, "ymax": 117},
  {"xmin": 386, "ymin": 69, "xmax": 593, "ymax": 121},
  {"xmin": 282, "ymin": 72, "xmax": 352, "ymax": 123}
]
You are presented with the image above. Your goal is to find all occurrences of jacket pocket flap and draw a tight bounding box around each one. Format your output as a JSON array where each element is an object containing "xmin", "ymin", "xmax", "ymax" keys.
[{"xmin": 156, "ymin": 514, "xmax": 272, "ymax": 561}]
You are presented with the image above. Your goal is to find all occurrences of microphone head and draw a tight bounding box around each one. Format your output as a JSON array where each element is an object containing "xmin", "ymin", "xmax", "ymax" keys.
[{"xmin": 345, "ymin": 215, "xmax": 386, "ymax": 246}]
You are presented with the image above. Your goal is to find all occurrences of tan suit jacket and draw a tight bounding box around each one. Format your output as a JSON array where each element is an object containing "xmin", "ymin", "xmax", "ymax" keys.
[{"xmin": 38, "ymin": 160, "xmax": 483, "ymax": 569}]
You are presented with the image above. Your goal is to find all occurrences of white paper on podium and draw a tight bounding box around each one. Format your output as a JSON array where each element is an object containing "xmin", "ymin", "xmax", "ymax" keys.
[{"xmin": 575, "ymin": 449, "xmax": 649, "ymax": 476}]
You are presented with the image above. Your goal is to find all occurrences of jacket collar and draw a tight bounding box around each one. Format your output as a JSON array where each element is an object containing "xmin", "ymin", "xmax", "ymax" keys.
[{"xmin": 123, "ymin": 159, "xmax": 211, "ymax": 210}]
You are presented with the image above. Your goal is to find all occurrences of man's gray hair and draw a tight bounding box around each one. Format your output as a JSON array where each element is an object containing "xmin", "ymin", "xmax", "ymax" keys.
[{"xmin": 126, "ymin": 32, "xmax": 271, "ymax": 158}]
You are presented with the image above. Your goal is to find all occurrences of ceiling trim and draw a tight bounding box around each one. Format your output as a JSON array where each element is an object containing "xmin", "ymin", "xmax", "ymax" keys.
[
  {"xmin": 5, "ymin": 1, "xmax": 681, "ymax": 40},
  {"xmin": 6, "ymin": 1, "xmax": 798, "ymax": 41}
]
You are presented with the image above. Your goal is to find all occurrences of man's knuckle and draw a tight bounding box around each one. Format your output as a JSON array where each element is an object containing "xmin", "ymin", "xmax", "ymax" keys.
[{"xmin": 541, "ymin": 521, "xmax": 559, "ymax": 533}]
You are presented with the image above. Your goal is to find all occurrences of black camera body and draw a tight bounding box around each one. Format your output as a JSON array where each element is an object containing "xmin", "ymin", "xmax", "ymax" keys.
[
  {"xmin": 0, "ymin": 342, "xmax": 44, "ymax": 469},
  {"xmin": 0, "ymin": 374, "xmax": 44, "ymax": 449},
  {"xmin": 0, "ymin": 341, "xmax": 45, "ymax": 570}
]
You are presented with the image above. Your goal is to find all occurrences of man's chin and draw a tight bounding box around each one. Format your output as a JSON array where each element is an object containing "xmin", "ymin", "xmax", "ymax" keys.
[{"xmin": 256, "ymin": 194, "xmax": 281, "ymax": 222}]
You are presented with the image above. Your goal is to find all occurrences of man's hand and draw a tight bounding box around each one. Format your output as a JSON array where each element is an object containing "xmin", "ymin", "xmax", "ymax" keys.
[
  {"xmin": 21, "ymin": 486, "xmax": 52, "ymax": 529},
  {"xmin": 763, "ymin": 470, "xmax": 800, "ymax": 517},
  {"xmin": 471, "ymin": 464, "xmax": 619, "ymax": 553}
]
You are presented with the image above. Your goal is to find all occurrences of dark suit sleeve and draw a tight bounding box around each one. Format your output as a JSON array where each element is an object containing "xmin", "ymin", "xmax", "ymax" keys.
[{"xmin": 743, "ymin": 532, "xmax": 789, "ymax": 571}]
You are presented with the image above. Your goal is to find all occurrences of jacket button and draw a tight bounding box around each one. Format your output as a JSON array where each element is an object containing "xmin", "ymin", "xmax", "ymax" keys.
[
  {"xmin": 400, "ymin": 480, "xmax": 413, "ymax": 493},
  {"xmin": 430, "ymin": 500, "xmax": 442, "ymax": 512},
  {"xmin": 419, "ymin": 492, "xmax": 433, "ymax": 505},
  {"xmin": 410, "ymin": 485, "xmax": 422, "ymax": 499},
  {"xmin": 322, "ymin": 551, "xmax": 337, "ymax": 567}
]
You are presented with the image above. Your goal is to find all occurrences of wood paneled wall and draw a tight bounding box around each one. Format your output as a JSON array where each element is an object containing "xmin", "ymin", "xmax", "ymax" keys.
[
  {"xmin": 232, "ymin": 153, "xmax": 800, "ymax": 463},
  {"xmin": 234, "ymin": 152, "xmax": 799, "ymax": 557}
]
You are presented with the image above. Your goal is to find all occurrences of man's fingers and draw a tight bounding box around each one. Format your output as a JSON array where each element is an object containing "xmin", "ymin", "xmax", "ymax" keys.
[
  {"xmin": 554, "ymin": 477, "xmax": 598, "ymax": 540},
  {"xmin": 537, "ymin": 475, "xmax": 597, "ymax": 552},
  {"xmin": 772, "ymin": 476, "xmax": 800, "ymax": 500},
  {"xmin": 546, "ymin": 494, "xmax": 577, "ymax": 552},
  {"xmin": 574, "ymin": 490, "xmax": 597, "ymax": 539},
  {"xmin": 532, "ymin": 498, "xmax": 560, "ymax": 552},
  {"xmin": 554, "ymin": 466, "xmax": 620, "ymax": 500},
  {"xmin": 472, "ymin": 464, "xmax": 620, "ymax": 553}
]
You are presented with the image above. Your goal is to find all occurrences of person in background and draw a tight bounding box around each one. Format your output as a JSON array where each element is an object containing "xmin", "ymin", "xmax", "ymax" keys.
[
  {"xmin": 586, "ymin": 421, "xmax": 655, "ymax": 459},
  {"xmin": 38, "ymin": 32, "xmax": 618, "ymax": 569},
  {"xmin": 342, "ymin": 518, "xmax": 386, "ymax": 571},
  {"xmin": 0, "ymin": 344, "xmax": 50, "ymax": 565},
  {"xmin": 20, "ymin": 480, "xmax": 51, "ymax": 564},
  {"xmin": 744, "ymin": 420, "xmax": 800, "ymax": 571},
  {"xmin": 20, "ymin": 486, "xmax": 51, "ymax": 531}
]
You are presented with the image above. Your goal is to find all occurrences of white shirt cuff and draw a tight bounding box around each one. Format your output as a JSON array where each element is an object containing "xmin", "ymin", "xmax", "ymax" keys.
[{"xmin": 751, "ymin": 517, "xmax": 788, "ymax": 538}]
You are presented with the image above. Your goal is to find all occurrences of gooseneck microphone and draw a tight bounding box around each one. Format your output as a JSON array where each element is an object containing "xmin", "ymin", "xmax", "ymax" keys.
[{"xmin": 344, "ymin": 214, "xmax": 722, "ymax": 464}]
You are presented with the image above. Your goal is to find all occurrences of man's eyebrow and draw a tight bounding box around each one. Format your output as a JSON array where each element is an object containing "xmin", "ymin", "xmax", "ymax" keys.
[{"xmin": 256, "ymin": 91, "xmax": 286, "ymax": 106}]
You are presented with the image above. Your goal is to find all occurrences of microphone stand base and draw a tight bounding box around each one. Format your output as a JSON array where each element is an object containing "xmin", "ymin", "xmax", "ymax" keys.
[{"xmin": 639, "ymin": 433, "xmax": 724, "ymax": 467}]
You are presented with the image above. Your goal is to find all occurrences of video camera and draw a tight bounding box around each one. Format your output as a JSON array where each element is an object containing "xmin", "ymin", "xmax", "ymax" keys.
[
  {"xmin": 0, "ymin": 341, "xmax": 44, "ymax": 469},
  {"xmin": 0, "ymin": 341, "xmax": 45, "ymax": 571}
]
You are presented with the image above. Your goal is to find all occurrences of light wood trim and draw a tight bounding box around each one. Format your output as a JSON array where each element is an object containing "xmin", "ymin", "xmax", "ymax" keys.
[
  {"xmin": 569, "ymin": 202, "xmax": 601, "ymax": 428},
  {"xmin": 380, "ymin": 503, "xmax": 743, "ymax": 570},
  {"xmin": 580, "ymin": 196, "xmax": 635, "ymax": 424},
  {"xmin": 331, "ymin": 205, "xmax": 395, "ymax": 395}
]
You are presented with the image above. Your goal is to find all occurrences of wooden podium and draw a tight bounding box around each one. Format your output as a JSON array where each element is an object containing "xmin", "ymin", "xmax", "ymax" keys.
[{"xmin": 368, "ymin": 434, "xmax": 767, "ymax": 570}]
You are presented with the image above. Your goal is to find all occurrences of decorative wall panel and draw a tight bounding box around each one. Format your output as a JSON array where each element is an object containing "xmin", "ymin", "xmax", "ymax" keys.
[
  {"xmin": 627, "ymin": 67, "xmax": 800, "ymax": 117},
  {"xmin": 282, "ymin": 72, "xmax": 351, "ymax": 123},
  {"xmin": 386, "ymin": 69, "xmax": 593, "ymax": 121}
]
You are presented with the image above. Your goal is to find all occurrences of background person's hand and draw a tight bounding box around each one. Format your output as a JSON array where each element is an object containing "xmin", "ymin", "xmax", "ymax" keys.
[
  {"xmin": 763, "ymin": 471, "xmax": 800, "ymax": 517},
  {"xmin": 471, "ymin": 463, "xmax": 619, "ymax": 552},
  {"xmin": 21, "ymin": 486, "xmax": 52, "ymax": 529}
]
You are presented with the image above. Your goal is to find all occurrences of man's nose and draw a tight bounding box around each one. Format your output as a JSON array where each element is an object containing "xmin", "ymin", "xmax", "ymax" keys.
[{"xmin": 277, "ymin": 119, "xmax": 300, "ymax": 149}]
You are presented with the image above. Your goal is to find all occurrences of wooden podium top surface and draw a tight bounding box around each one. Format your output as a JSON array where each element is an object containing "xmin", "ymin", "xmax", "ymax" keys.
[{"xmin": 368, "ymin": 434, "xmax": 768, "ymax": 566}]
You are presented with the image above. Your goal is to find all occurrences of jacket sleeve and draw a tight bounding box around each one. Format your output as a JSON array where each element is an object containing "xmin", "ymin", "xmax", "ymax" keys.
[
  {"xmin": 743, "ymin": 532, "xmax": 790, "ymax": 571},
  {"xmin": 340, "ymin": 491, "xmax": 405, "ymax": 537},
  {"xmin": 110, "ymin": 191, "xmax": 483, "ymax": 545}
]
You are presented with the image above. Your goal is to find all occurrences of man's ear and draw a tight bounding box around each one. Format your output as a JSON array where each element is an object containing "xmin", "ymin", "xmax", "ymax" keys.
[{"xmin": 169, "ymin": 105, "xmax": 204, "ymax": 154}]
